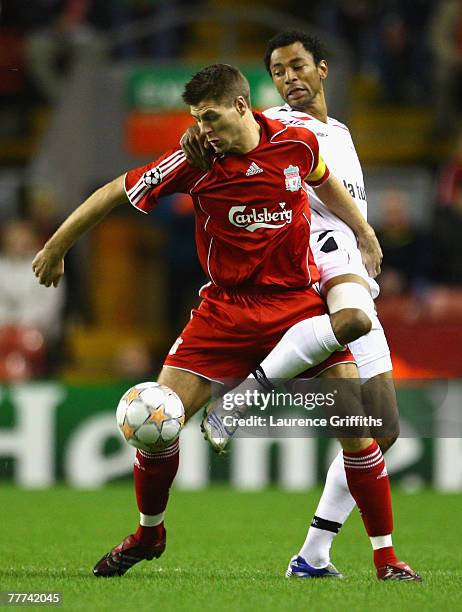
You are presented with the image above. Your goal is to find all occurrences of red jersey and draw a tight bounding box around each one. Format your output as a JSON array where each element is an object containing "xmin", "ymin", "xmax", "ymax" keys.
[{"xmin": 124, "ymin": 112, "xmax": 329, "ymax": 289}]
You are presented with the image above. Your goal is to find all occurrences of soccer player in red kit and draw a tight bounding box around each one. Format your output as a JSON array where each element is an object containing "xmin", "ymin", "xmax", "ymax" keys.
[{"xmin": 32, "ymin": 63, "xmax": 419, "ymax": 581}]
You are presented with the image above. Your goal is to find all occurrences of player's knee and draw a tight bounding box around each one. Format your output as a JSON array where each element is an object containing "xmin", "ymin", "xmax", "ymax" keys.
[
  {"xmin": 331, "ymin": 308, "xmax": 372, "ymax": 344},
  {"xmin": 348, "ymin": 308, "xmax": 372, "ymax": 338}
]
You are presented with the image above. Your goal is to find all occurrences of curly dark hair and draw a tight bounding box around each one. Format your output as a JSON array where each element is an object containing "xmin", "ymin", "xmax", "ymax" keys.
[
  {"xmin": 182, "ymin": 64, "xmax": 251, "ymax": 107},
  {"xmin": 263, "ymin": 30, "xmax": 328, "ymax": 74}
]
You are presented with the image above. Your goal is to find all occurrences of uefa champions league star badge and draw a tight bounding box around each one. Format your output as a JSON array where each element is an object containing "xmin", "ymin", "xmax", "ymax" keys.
[
  {"xmin": 143, "ymin": 166, "xmax": 163, "ymax": 186},
  {"xmin": 284, "ymin": 165, "xmax": 302, "ymax": 192}
]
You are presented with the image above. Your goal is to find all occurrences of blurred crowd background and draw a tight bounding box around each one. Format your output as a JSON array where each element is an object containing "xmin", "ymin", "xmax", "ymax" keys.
[{"xmin": 1, "ymin": 0, "xmax": 462, "ymax": 383}]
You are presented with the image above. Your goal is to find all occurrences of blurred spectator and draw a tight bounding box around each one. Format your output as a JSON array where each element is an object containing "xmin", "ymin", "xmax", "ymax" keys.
[
  {"xmin": 431, "ymin": 126, "xmax": 462, "ymax": 284},
  {"xmin": 435, "ymin": 125, "xmax": 462, "ymax": 209},
  {"xmin": 0, "ymin": 219, "xmax": 65, "ymax": 378},
  {"xmin": 110, "ymin": 0, "xmax": 192, "ymax": 61},
  {"xmin": 22, "ymin": 0, "xmax": 193, "ymax": 102},
  {"xmin": 24, "ymin": 0, "xmax": 100, "ymax": 103},
  {"xmin": 315, "ymin": 0, "xmax": 433, "ymax": 103},
  {"xmin": 315, "ymin": 1, "xmax": 375, "ymax": 73},
  {"xmin": 376, "ymin": 0, "xmax": 433, "ymax": 104},
  {"xmin": 376, "ymin": 6, "xmax": 407, "ymax": 99},
  {"xmin": 432, "ymin": 192, "xmax": 462, "ymax": 285},
  {"xmin": 429, "ymin": 0, "xmax": 462, "ymax": 131},
  {"xmin": 375, "ymin": 189, "xmax": 428, "ymax": 296}
]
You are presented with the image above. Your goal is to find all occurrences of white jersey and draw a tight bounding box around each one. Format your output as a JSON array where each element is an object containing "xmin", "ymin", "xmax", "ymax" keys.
[
  {"xmin": 264, "ymin": 106, "xmax": 391, "ymax": 380},
  {"xmin": 263, "ymin": 104, "xmax": 367, "ymax": 241}
]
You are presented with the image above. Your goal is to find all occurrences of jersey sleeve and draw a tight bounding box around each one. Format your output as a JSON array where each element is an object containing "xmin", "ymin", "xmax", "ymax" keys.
[
  {"xmin": 302, "ymin": 130, "xmax": 330, "ymax": 187},
  {"xmin": 124, "ymin": 149, "xmax": 200, "ymax": 213}
]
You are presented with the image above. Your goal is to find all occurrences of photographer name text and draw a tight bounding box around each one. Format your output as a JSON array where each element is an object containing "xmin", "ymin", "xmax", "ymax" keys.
[{"xmin": 222, "ymin": 415, "xmax": 383, "ymax": 428}]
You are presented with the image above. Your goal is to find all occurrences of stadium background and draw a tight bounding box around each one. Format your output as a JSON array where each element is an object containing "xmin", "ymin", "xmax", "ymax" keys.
[{"xmin": 0, "ymin": 0, "xmax": 462, "ymax": 494}]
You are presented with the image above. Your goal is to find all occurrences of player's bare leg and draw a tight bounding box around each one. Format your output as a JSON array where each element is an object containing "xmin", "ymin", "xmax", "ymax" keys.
[
  {"xmin": 299, "ymin": 370, "xmax": 398, "ymax": 572},
  {"xmin": 286, "ymin": 363, "xmax": 420, "ymax": 581},
  {"xmin": 293, "ymin": 276, "xmax": 417, "ymax": 579},
  {"xmin": 362, "ymin": 371, "xmax": 399, "ymax": 451},
  {"xmin": 298, "ymin": 275, "xmax": 401, "ymax": 576},
  {"xmin": 93, "ymin": 368, "xmax": 210, "ymax": 577}
]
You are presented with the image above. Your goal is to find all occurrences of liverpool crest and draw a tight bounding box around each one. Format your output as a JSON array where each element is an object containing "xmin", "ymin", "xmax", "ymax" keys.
[{"xmin": 284, "ymin": 165, "xmax": 302, "ymax": 192}]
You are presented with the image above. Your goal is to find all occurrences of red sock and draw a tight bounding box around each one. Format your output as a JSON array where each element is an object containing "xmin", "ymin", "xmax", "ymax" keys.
[
  {"xmin": 135, "ymin": 523, "xmax": 166, "ymax": 547},
  {"xmin": 343, "ymin": 440, "xmax": 398, "ymax": 568},
  {"xmin": 373, "ymin": 546, "xmax": 398, "ymax": 568},
  {"xmin": 133, "ymin": 440, "xmax": 179, "ymax": 546}
]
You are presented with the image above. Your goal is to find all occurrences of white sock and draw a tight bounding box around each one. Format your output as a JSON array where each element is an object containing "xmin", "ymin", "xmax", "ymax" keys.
[
  {"xmin": 216, "ymin": 315, "xmax": 342, "ymax": 419},
  {"xmin": 140, "ymin": 512, "xmax": 164, "ymax": 527},
  {"xmin": 298, "ymin": 450, "xmax": 356, "ymax": 568},
  {"xmin": 259, "ymin": 314, "xmax": 342, "ymax": 384},
  {"xmin": 370, "ymin": 535, "xmax": 393, "ymax": 550}
]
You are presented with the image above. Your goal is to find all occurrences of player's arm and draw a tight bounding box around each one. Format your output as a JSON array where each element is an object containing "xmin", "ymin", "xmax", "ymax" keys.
[
  {"xmin": 302, "ymin": 133, "xmax": 382, "ymax": 278},
  {"xmin": 32, "ymin": 175, "xmax": 127, "ymax": 287},
  {"xmin": 314, "ymin": 173, "xmax": 382, "ymax": 277}
]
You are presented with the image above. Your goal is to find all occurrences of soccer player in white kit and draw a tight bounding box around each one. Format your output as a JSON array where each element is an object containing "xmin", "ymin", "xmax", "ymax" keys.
[
  {"xmin": 181, "ymin": 33, "xmax": 417, "ymax": 581},
  {"xmin": 260, "ymin": 30, "xmax": 400, "ymax": 579}
]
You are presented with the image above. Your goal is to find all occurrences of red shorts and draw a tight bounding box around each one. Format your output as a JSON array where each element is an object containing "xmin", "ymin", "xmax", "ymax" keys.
[{"xmin": 164, "ymin": 284, "xmax": 354, "ymax": 382}]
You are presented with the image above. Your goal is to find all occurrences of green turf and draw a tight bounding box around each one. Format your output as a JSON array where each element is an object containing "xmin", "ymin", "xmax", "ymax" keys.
[{"xmin": 0, "ymin": 485, "xmax": 460, "ymax": 611}]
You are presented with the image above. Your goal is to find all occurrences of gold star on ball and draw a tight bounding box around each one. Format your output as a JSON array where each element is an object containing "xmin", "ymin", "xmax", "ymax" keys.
[
  {"xmin": 149, "ymin": 404, "xmax": 168, "ymax": 427},
  {"xmin": 123, "ymin": 387, "xmax": 142, "ymax": 405},
  {"xmin": 122, "ymin": 420, "xmax": 136, "ymax": 441}
]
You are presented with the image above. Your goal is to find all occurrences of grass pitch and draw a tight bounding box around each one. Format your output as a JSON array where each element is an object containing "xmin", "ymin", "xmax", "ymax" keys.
[{"xmin": 0, "ymin": 485, "xmax": 460, "ymax": 611}]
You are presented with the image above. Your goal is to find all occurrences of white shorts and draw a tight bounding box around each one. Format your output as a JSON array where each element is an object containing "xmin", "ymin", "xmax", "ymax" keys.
[
  {"xmin": 348, "ymin": 313, "xmax": 393, "ymax": 380},
  {"xmin": 311, "ymin": 230, "xmax": 392, "ymax": 380},
  {"xmin": 311, "ymin": 230, "xmax": 380, "ymax": 299}
]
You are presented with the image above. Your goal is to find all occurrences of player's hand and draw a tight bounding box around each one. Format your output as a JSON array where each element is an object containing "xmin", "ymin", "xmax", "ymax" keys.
[
  {"xmin": 32, "ymin": 247, "xmax": 65, "ymax": 287},
  {"xmin": 358, "ymin": 227, "xmax": 382, "ymax": 278},
  {"xmin": 180, "ymin": 125, "xmax": 211, "ymax": 171}
]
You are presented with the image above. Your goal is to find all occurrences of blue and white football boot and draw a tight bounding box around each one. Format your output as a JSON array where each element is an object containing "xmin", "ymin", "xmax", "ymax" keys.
[
  {"xmin": 201, "ymin": 402, "xmax": 238, "ymax": 454},
  {"xmin": 201, "ymin": 366, "xmax": 276, "ymax": 454},
  {"xmin": 286, "ymin": 555, "xmax": 343, "ymax": 579}
]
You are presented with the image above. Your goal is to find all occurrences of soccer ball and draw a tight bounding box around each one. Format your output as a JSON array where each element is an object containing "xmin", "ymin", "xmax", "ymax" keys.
[{"xmin": 116, "ymin": 381, "xmax": 185, "ymax": 451}]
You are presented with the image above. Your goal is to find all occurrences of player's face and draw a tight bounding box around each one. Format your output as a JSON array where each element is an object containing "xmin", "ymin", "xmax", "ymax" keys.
[
  {"xmin": 190, "ymin": 100, "xmax": 244, "ymax": 154},
  {"xmin": 269, "ymin": 42, "xmax": 327, "ymax": 111}
]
